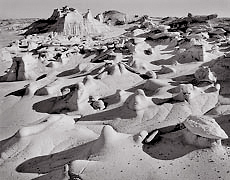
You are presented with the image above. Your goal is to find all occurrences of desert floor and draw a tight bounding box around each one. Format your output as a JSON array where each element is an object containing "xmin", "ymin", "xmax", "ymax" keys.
[{"xmin": 0, "ymin": 13, "xmax": 230, "ymax": 180}]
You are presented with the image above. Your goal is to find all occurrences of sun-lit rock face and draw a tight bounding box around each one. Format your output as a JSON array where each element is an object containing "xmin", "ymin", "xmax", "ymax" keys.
[
  {"xmin": 184, "ymin": 116, "xmax": 228, "ymax": 140},
  {"xmin": 173, "ymin": 83, "xmax": 220, "ymax": 114},
  {"xmin": 126, "ymin": 89, "xmax": 153, "ymax": 111},
  {"xmin": 0, "ymin": 114, "xmax": 97, "ymax": 166},
  {"xmin": 63, "ymin": 11, "xmax": 85, "ymax": 36},
  {"xmin": 66, "ymin": 125, "xmax": 156, "ymax": 180},
  {"xmin": 183, "ymin": 115, "xmax": 228, "ymax": 148}
]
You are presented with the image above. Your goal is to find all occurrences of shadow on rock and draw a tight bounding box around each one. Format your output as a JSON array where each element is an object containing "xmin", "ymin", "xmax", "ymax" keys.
[
  {"xmin": 16, "ymin": 140, "xmax": 94, "ymax": 174},
  {"xmin": 5, "ymin": 87, "xmax": 27, "ymax": 97},
  {"xmin": 33, "ymin": 96, "xmax": 58, "ymax": 113}
]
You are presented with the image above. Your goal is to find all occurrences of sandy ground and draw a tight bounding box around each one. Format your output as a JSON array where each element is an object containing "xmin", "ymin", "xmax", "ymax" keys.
[
  {"xmin": 0, "ymin": 14, "xmax": 230, "ymax": 180},
  {"xmin": 0, "ymin": 31, "xmax": 22, "ymax": 48}
]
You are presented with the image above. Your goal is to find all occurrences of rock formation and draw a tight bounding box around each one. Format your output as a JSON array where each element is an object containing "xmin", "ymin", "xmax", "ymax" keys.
[
  {"xmin": 25, "ymin": 6, "xmax": 110, "ymax": 36},
  {"xmin": 0, "ymin": 53, "xmax": 43, "ymax": 81},
  {"xmin": 1, "ymin": 9, "xmax": 230, "ymax": 180},
  {"xmin": 183, "ymin": 115, "xmax": 228, "ymax": 148},
  {"xmin": 97, "ymin": 10, "xmax": 127, "ymax": 25},
  {"xmin": 167, "ymin": 13, "xmax": 218, "ymax": 32},
  {"xmin": 194, "ymin": 66, "xmax": 217, "ymax": 83},
  {"xmin": 209, "ymin": 54, "xmax": 230, "ymax": 81}
]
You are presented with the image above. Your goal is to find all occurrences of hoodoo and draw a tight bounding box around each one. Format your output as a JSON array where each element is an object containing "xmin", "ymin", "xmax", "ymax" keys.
[{"xmin": 25, "ymin": 6, "xmax": 110, "ymax": 36}]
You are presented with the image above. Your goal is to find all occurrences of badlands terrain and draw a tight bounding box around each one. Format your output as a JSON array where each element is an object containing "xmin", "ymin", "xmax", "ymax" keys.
[{"xmin": 0, "ymin": 6, "xmax": 230, "ymax": 180}]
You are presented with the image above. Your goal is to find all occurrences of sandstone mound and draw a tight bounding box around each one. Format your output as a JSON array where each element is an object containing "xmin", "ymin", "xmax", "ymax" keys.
[
  {"xmin": 15, "ymin": 125, "xmax": 230, "ymax": 180},
  {"xmin": 0, "ymin": 115, "xmax": 97, "ymax": 166},
  {"xmin": 184, "ymin": 115, "xmax": 228, "ymax": 140},
  {"xmin": 77, "ymin": 81, "xmax": 219, "ymax": 134}
]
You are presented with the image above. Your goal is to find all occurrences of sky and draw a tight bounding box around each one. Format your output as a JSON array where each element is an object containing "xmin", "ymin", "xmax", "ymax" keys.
[{"xmin": 0, "ymin": 0, "xmax": 230, "ymax": 19}]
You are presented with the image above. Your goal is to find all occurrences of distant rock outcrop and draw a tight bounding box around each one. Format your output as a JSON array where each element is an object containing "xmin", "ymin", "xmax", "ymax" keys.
[
  {"xmin": 25, "ymin": 6, "xmax": 109, "ymax": 36},
  {"xmin": 96, "ymin": 10, "xmax": 127, "ymax": 25},
  {"xmin": 166, "ymin": 13, "xmax": 218, "ymax": 32}
]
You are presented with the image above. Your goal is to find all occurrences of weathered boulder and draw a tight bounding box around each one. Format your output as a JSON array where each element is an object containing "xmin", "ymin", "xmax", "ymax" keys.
[
  {"xmin": 184, "ymin": 115, "xmax": 228, "ymax": 140},
  {"xmin": 194, "ymin": 66, "xmax": 217, "ymax": 83},
  {"xmin": 209, "ymin": 54, "xmax": 230, "ymax": 81},
  {"xmin": 178, "ymin": 45, "xmax": 206, "ymax": 63},
  {"xmin": 100, "ymin": 10, "xmax": 127, "ymax": 25}
]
